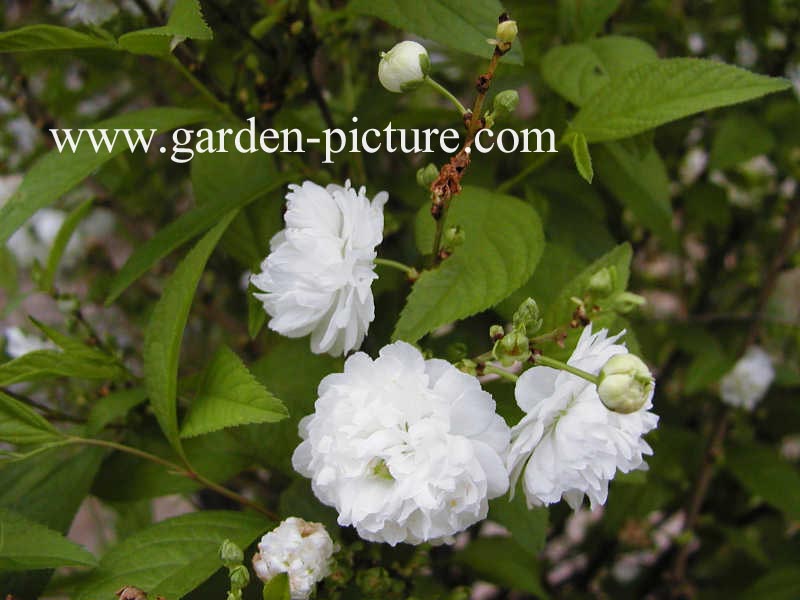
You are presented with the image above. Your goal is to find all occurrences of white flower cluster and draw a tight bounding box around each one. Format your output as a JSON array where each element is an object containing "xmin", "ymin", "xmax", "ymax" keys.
[
  {"xmin": 252, "ymin": 517, "xmax": 336, "ymax": 600},
  {"xmin": 256, "ymin": 178, "xmax": 659, "ymax": 545},
  {"xmin": 251, "ymin": 180, "xmax": 386, "ymax": 357},
  {"xmin": 719, "ymin": 346, "xmax": 775, "ymax": 411}
]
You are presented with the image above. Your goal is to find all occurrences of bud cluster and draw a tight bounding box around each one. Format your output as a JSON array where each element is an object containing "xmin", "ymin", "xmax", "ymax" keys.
[
  {"xmin": 219, "ymin": 539, "xmax": 249, "ymax": 600},
  {"xmin": 490, "ymin": 297, "xmax": 542, "ymax": 366}
]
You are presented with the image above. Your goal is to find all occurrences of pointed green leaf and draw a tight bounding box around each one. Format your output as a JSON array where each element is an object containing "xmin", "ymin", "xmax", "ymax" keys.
[
  {"xmin": 181, "ymin": 346, "xmax": 288, "ymax": 438},
  {"xmin": 118, "ymin": 0, "xmax": 213, "ymax": 56},
  {"xmin": 566, "ymin": 131, "xmax": 593, "ymax": 183},
  {"xmin": 86, "ymin": 388, "xmax": 148, "ymax": 436},
  {"xmin": 0, "ymin": 391, "xmax": 63, "ymax": 446},
  {"xmin": 72, "ymin": 511, "xmax": 269, "ymax": 600},
  {"xmin": 262, "ymin": 572, "xmax": 291, "ymax": 600},
  {"xmin": 558, "ymin": 0, "xmax": 622, "ymax": 41},
  {"xmin": 570, "ymin": 59, "xmax": 791, "ymax": 143},
  {"xmin": 349, "ymin": 0, "xmax": 523, "ymax": 65},
  {"xmin": 40, "ymin": 198, "xmax": 94, "ymax": 293},
  {"xmin": 396, "ymin": 187, "xmax": 544, "ymax": 343},
  {"xmin": 0, "ymin": 508, "xmax": 96, "ymax": 571},
  {"xmin": 0, "ymin": 25, "xmax": 115, "ymax": 53},
  {"xmin": 0, "ymin": 107, "xmax": 212, "ymax": 246},
  {"xmin": 143, "ymin": 213, "xmax": 236, "ymax": 455}
]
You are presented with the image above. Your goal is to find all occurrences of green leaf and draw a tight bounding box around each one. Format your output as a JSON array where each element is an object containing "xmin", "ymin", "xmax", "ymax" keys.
[
  {"xmin": 0, "ymin": 25, "xmax": 115, "ymax": 53},
  {"xmin": 72, "ymin": 511, "xmax": 268, "ymax": 600},
  {"xmin": 569, "ymin": 59, "xmax": 791, "ymax": 143},
  {"xmin": 542, "ymin": 242, "xmax": 632, "ymax": 329},
  {"xmin": 489, "ymin": 492, "xmax": 548, "ymax": 556},
  {"xmin": 0, "ymin": 349, "xmax": 125, "ymax": 386},
  {"xmin": 455, "ymin": 538, "xmax": 547, "ymax": 597},
  {"xmin": 726, "ymin": 442, "xmax": 800, "ymax": 522},
  {"xmin": 262, "ymin": 572, "xmax": 291, "ymax": 600},
  {"xmin": 118, "ymin": 0, "xmax": 213, "ymax": 56},
  {"xmin": 181, "ymin": 346, "xmax": 288, "ymax": 438},
  {"xmin": 143, "ymin": 214, "xmax": 236, "ymax": 455},
  {"xmin": 594, "ymin": 141, "xmax": 676, "ymax": 246},
  {"xmin": 40, "ymin": 198, "xmax": 94, "ymax": 293},
  {"xmin": 106, "ymin": 157, "xmax": 290, "ymax": 305},
  {"xmin": 741, "ymin": 567, "xmax": 800, "ymax": 600},
  {"xmin": 542, "ymin": 36, "xmax": 658, "ymax": 106},
  {"xmin": 248, "ymin": 285, "xmax": 268, "ymax": 339},
  {"xmin": 558, "ymin": 0, "xmax": 622, "ymax": 41},
  {"xmin": 0, "ymin": 391, "xmax": 63, "ymax": 446},
  {"xmin": 709, "ymin": 113, "xmax": 776, "ymax": 170},
  {"xmin": 566, "ymin": 130, "xmax": 593, "ymax": 183},
  {"xmin": 0, "ymin": 107, "xmax": 212, "ymax": 247},
  {"xmin": 396, "ymin": 187, "xmax": 544, "ymax": 343},
  {"xmin": 86, "ymin": 388, "xmax": 148, "ymax": 436},
  {"xmin": 0, "ymin": 508, "xmax": 96, "ymax": 571},
  {"xmin": 349, "ymin": 0, "xmax": 524, "ymax": 65}
]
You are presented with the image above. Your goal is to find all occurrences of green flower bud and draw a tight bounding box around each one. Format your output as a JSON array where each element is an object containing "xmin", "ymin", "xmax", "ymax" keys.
[
  {"xmin": 229, "ymin": 564, "xmax": 250, "ymax": 590},
  {"xmin": 489, "ymin": 324, "xmax": 505, "ymax": 341},
  {"xmin": 597, "ymin": 354, "xmax": 654, "ymax": 413},
  {"xmin": 495, "ymin": 19, "xmax": 518, "ymax": 45},
  {"xmin": 492, "ymin": 90, "xmax": 519, "ymax": 120},
  {"xmin": 443, "ymin": 225, "xmax": 465, "ymax": 248},
  {"xmin": 416, "ymin": 163, "xmax": 439, "ymax": 188},
  {"xmin": 456, "ymin": 358, "xmax": 478, "ymax": 376},
  {"xmin": 512, "ymin": 297, "xmax": 542, "ymax": 336},
  {"xmin": 219, "ymin": 539, "xmax": 244, "ymax": 567},
  {"xmin": 588, "ymin": 267, "xmax": 616, "ymax": 298},
  {"xmin": 493, "ymin": 330, "xmax": 530, "ymax": 366},
  {"xmin": 611, "ymin": 291, "xmax": 647, "ymax": 314}
]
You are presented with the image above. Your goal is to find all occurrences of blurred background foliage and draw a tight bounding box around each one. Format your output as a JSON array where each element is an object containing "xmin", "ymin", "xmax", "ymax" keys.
[{"xmin": 1, "ymin": 0, "xmax": 799, "ymax": 598}]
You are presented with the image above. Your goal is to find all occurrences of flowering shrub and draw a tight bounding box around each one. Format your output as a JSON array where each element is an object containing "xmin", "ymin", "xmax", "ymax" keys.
[{"xmin": 1, "ymin": 1, "xmax": 799, "ymax": 599}]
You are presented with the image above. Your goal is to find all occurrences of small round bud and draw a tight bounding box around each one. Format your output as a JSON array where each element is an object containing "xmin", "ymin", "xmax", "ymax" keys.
[
  {"xmin": 489, "ymin": 324, "xmax": 505, "ymax": 341},
  {"xmin": 597, "ymin": 354, "xmax": 654, "ymax": 414},
  {"xmin": 492, "ymin": 90, "xmax": 519, "ymax": 120},
  {"xmin": 512, "ymin": 297, "xmax": 542, "ymax": 336},
  {"xmin": 229, "ymin": 564, "xmax": 250, "ymax": 590},
  {"xmin": 493, "ymin": 330, "xmax": 530, "ymax": 366},
  {"xmin": 588, "ymin": 267, "xmax": 616, "ymax": 298},
  {"xmin": 456, "ymin": 358, "xmax": 478, "ymax": 376},
  {"xmin": 378, "ymin": 41, "xmax": 430, "ymax": 93},
  {"xmin": 611, "ymin": 291, "xmax": 646, "ymax": 314},
  {"xmin": 219, "ymin": 539, "xmax": 244, "ymax": 567},
  {"xmin": 495, "ymin": 19, "xmax": 518, "ymax": 45},
  {"xmin": 443, "ymin": 225, "xmax": 465, "ymax": 248},
  {"xmin": 416, "ymin": 163, "xmax": 439, "ymax": 188}
]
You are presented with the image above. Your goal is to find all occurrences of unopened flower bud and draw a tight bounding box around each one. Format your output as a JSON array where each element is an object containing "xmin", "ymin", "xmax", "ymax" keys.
[
  {"xmin": 588, "ymin": 267, "xmax": 616, "ymax": 298},
  {"xmin": 493, "ymin": 330, "xmax": 530, "ymax": 366},
  {"xmin": 416, "ymin": 163, "xmax": 439, "ymax": 188},
  {"xmin": 492, "ymin": 90, "xmax": 519, "ymax": 120},
  {"xmin": 512, "ymin": 297, "xmax": 542, "ymax": 336},
  {"xmin": 444, "ymin": 225, "xmax": 465, "ymax": 248},
  {"xmin": 597, "ymin": 354, "xmax": 654, "ymax": 414},
  {"xmin": 229, "ymin": 564, "xmax": 250, "ymax": 590},
  {"xmin": 456, "ymin": 358, "xmax": 478, "ymax": 376},
  {"xmin": 219, "ymin": 539, "xmax": 244, "ymax": 567},
  {"xmin": 611, "ymin": 291, "xmax": 646, "ymax": 314},
  {"xmin": 489, "ymin": 324, "xmax": 505, "ymax": 341},
  {"xmin": 378, "ymin": 41, "xmax": 430, "ymax": 93},
  {"xmin": 495, "ymin": 19, "xmax": 518, "ymax": 45}
]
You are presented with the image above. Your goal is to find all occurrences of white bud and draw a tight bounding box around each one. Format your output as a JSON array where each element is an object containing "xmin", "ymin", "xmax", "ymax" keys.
[
  {"xmin": 378, "ymin": 41, "xmax": 430, "ymax": 93},
  {"xmin": 597, "ymin": 354, "xmax": 654, "ymax": 414}
]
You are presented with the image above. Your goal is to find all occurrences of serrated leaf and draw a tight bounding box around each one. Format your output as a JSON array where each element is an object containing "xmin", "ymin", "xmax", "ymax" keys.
[
  {"xmin": 566, "ymin": 131, "xmax": 593, "ymax": 182},
  {"xmin": 181, "ymin": 346, "xmax": 287, "ymax": 438},
  {"xmin": 594, "ymin": 141, "xmax": 676, "ymax": 246},
  {"xmin": 0, "ymin": 349, "xmax": 125, "ymax": 386},
  {"xmin": 396, "ymin": 187, "xmax": 544, "ymax": 343},
  {"xmin": 40, "ymin": 198, "xmax": 94, "ymax": 293},
  {"xmin": 262, "ymin": 572, "xmax": 291, "ymax": 600},
  {"xmin": 72, "ymin": 511, "xmax": 269, "ymax": 600},
  {"xmin": 542, "ymin": 36, "xmax": 658, "ymax": 106},
  {"xmin": 0, "ymin": 391, "xmax": 63, "ymax": 446},
  {"xmin": 726, "ymin": 442, "xmax": 800, "ymax": 522},
  {"xmin": 0, "ymin": 108, "xmax": 211, "ymax": 247},
  {"xmin": 143, "ymin": 213, "xmax": 236, "ymax": 456},
  {"xmin": 86, "ymin": 388, "xmax": 147, "ymax": 436},
  {"xmin": 349, "ymin": 0, "xmax": 523, "ymax": 65},
  {"xmin": 0, "ymin": 25, "xmax": 115, "ymax": 53},
  {"xmin": 118, "ymin": 0, "xmax": 212, "ymax": 56},
  {"xmin": 0, "ymin": 508, "xmax": 96, "ymax": 571},
  {"xmin": 570, "ymin": 59, "xmax": 791, "ymax": 143}
]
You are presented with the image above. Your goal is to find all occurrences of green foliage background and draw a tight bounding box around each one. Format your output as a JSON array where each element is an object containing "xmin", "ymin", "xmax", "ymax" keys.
[{"xmin": 0, "ymin": 0, "xmax": 799, "ymax": 598}]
